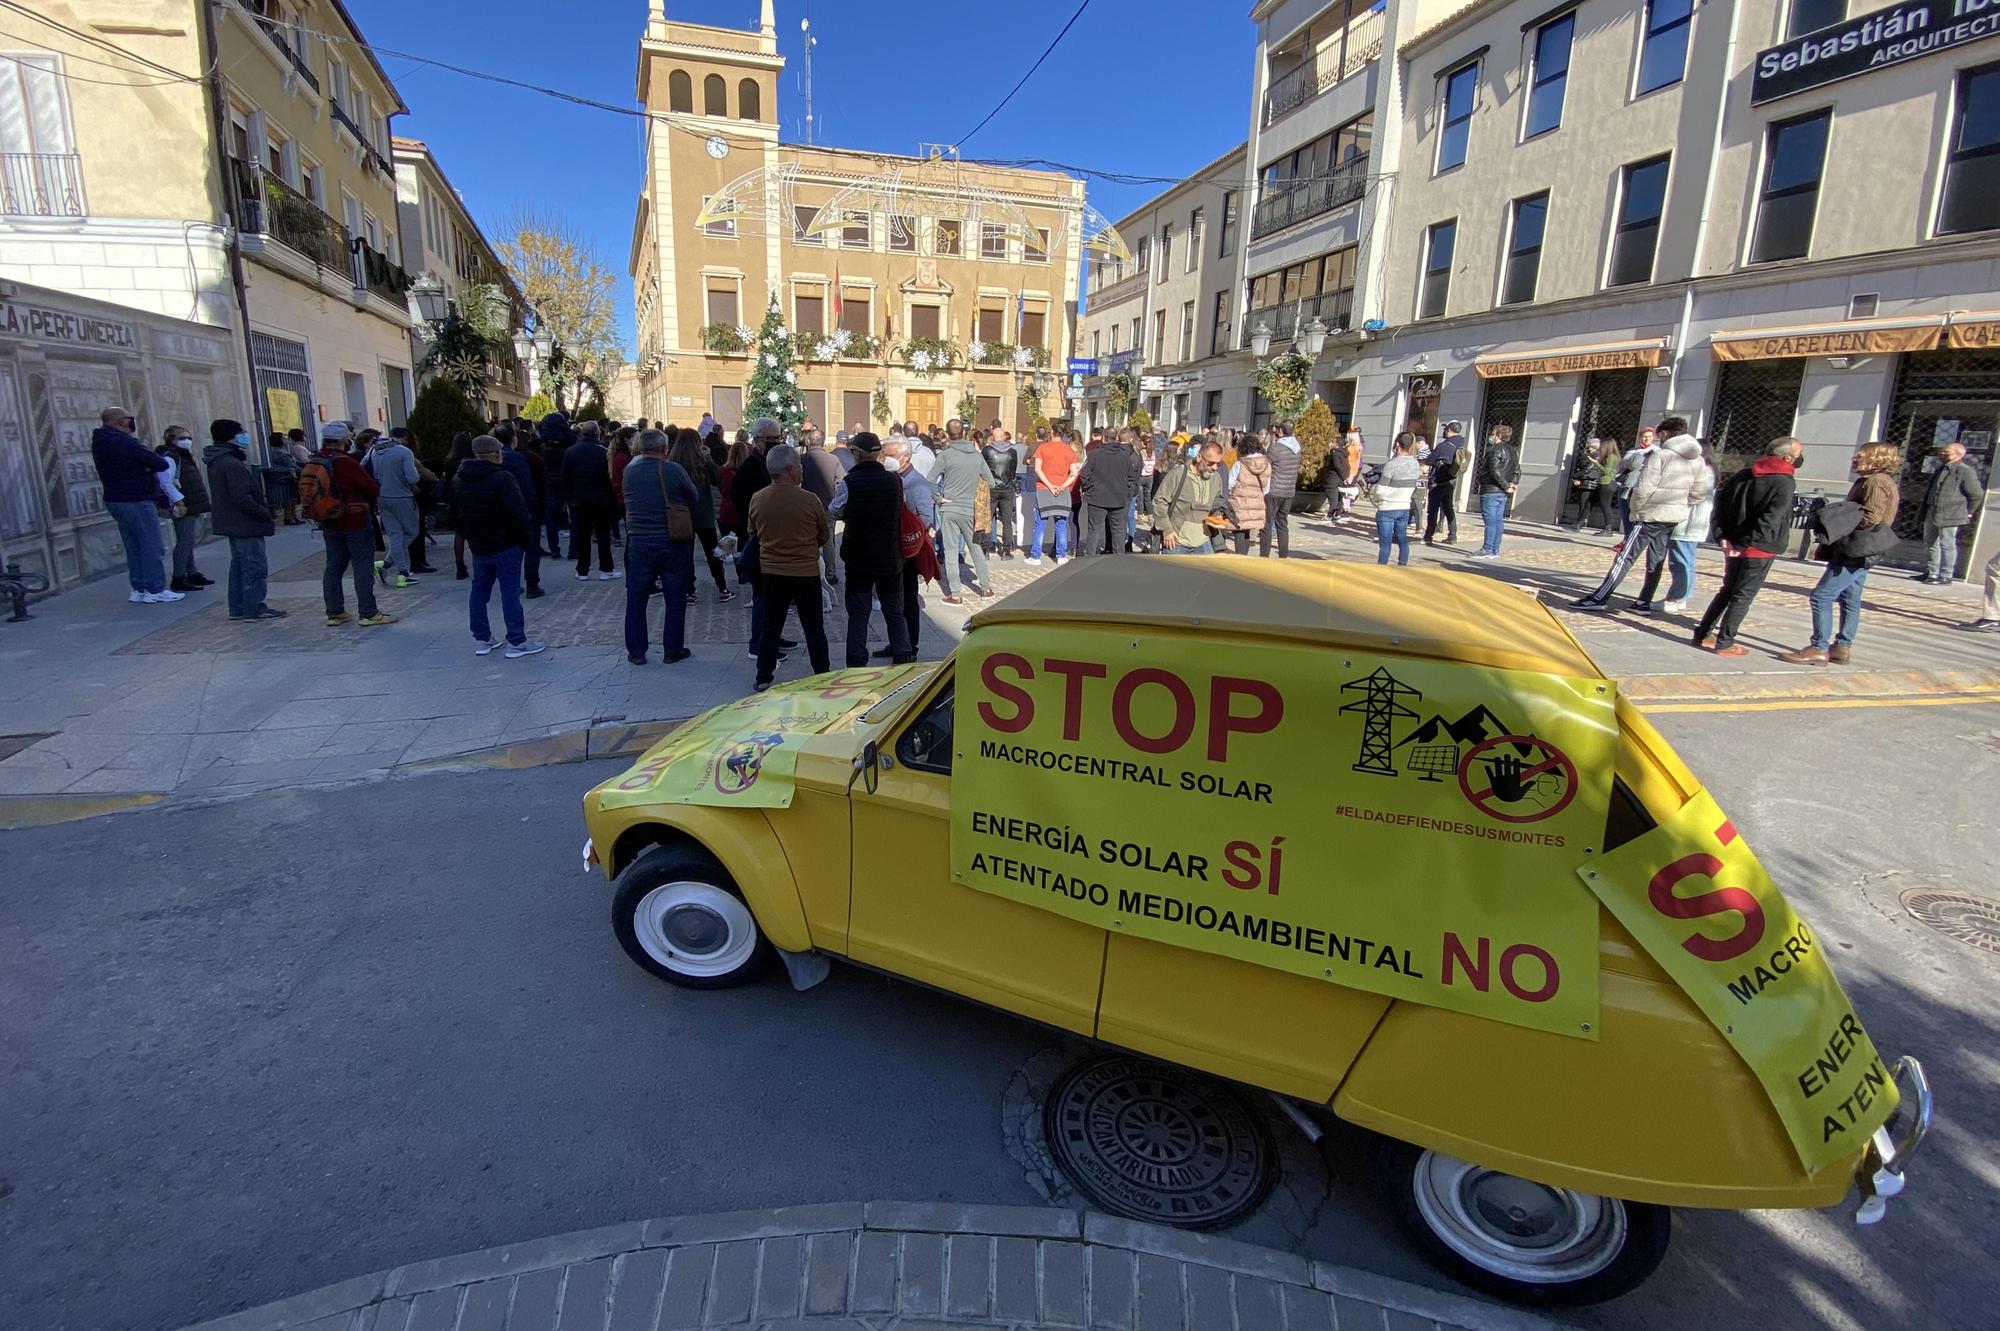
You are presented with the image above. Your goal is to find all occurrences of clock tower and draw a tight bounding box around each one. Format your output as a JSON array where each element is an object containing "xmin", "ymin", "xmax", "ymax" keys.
[{"xmin": 634, "ymin": 1, "xmax": 784, "ymax": 418}]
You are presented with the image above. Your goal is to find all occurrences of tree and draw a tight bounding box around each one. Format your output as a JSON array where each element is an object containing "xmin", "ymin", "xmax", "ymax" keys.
[
  {"xmin": 522, "ymin": 391, "xmax": 556, "ymax": 421},
  {"xmin": 1129, "ymin": 406, "xmax": 1154, "ymax": 437},
  {"xmin": 1296, "ymin": 398, "xmax": 1340, "ymax": 492},
  {"xmin": 495, "ymin": 206, "xmax": 626, "ymax": 415},
  {"xmin": 416, "ymin": 282, "xmax": 509, "ymax": 406},
  {"xmin": 406, "ymin": 379, "xmax": 485, "ymax": 472},
  {"xmin": 744, "ymin": 294, "xmax": 806, "ymax": 432}
]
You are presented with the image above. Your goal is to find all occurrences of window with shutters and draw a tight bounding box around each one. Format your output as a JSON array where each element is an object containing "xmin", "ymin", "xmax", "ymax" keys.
[
  {"xmin": 1187, "ymin": 209, "xmax": 1203, "ymax": 270},
  {"xmin": 1020, "ymin": 307, "xmax": 1046, "ymax": 349},
  {"xmin": 977, "ymin": 395, "xmax": 1001, "ymax": 428},
  {"xmin": 839, "ymin": 290, "xmax": 870, "ymax": 336},
  {"xmin": 977, "ymin": 306, "xmax": 1004, "ymax": 344},
  {"xmin": 981, "ymin": 222, "xmax": 1008, "ymax": 259},
  {"xmin": 911, "ymin": 303, "xmax": 942, "ymax": 339},
  {"xmin": 711, "ymin": 384, "xmax": 743, "ymax": 427},
  {"xmin": 842, "ymin": 390, "xmax": 870, "ymax": 430},
  {"xmin": 842, "ymin": 211, "xmax": 870, "ymax": 248},
  {"xmin": 793, "ymin": 204, "xmax": 822, "ymax": 245},
  {"xmin": 1025, "ymin": 227, "xmax": 1049, "ymax": 264},
  {"xmin": 701, "ymin": 195, "xmax": 735, "ymax": 238},
  {"xmin": 890, "ymin": 214, "xmax": 916, "ymax": 252},
  {"xmin": 802, "ymin": 388, "xmax": 825, "ymax": 427},
  {"xmin": 935, "ymin": 218, "xmax": 962, "ymax": 255},
  {"xmin": 795, "ymin": 290, "xmax": 824, "ymax": 335},
  {"xmin": 706, "ymin": 281, "xmax": 740, "ymax": 328},
  {"xmin": 1153, "ymin": 310, "xmax": 1168, "ymax": 362},
  {"xmin": 0, "ymin": 53, "xmax": 84, "ymax": 216},
  {"xmin": 1219, "ymin": 191, "xmax": 1237, "ymax": 255}
]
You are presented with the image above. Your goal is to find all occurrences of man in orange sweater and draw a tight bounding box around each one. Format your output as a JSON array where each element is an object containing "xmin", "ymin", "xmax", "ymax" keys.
[{"xmin": 748, "ymin": 442, "xmax": 832, "ymax": 690}]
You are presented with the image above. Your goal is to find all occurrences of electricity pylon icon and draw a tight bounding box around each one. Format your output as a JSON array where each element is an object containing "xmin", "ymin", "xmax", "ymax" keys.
[{"xmin": 1339, "ymin": 668, "xmax": 1422, "ymax": 777}]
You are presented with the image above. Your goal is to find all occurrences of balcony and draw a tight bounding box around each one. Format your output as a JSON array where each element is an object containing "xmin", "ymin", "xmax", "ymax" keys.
[
  {"xmin": 1263, "ymin": 3, "xmax": 1385, "ymax": 127},
  {"xmin": 246, "ymin": 9, "xmax": 320, "ymax": 92},
  {"xmin": 232, "ymin": 158, "xmax": 348, "ymax": 271},
  {"xmin": 350, "ymin": 239, "xmax": 413, "ymax": 307},
  {"xmin": 1251, "ymin": 156, "xmax": 1368, "ymax": 241},
  {"xmin": 1241, "ymin": 288, "xmax": 1354, "ymax": 349},
  {"xmin": 330, "ymin": 100, "xmax": 393, "ymax": 175},
  {"xmin": 1, "ymin": 152, "xmax": 85, "ymax": 217}
]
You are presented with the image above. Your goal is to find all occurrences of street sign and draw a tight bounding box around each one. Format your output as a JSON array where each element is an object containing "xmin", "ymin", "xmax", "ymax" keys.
[{"xmin": 1068, "ymin": 357, "xmax": 1098, "ymax": 376}]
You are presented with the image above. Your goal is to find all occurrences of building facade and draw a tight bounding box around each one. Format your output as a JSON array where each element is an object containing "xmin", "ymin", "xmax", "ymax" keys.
[
  {"xmin": 393, "ymin": 137, "xmax": 532, "ymax": 420},
  {"xmin": 630, "ymin": 0, "xmax": 1083, "ymax": 436},
  {"xmin": 1073, "ymin": 146, "xmax": 1250, "ymax": 436},
  {"xmin": 0, "ymin": 0, "xmax": 418, "ymax": 449}
]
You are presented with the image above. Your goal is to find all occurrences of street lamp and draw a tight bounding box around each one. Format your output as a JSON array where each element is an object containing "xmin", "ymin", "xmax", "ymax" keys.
[
  {"xmin": 1298, "ymin": 317, "xmax": 1330, "ymax": 358},
  {"xmin": 511, "ymin": 330, "xmax": 534, "ymax": 364},
  {"xmin": 1249, "ymin": 321, "xmax": 1274, "ymax": 357},
  {"xmin": 533, "ymin": 329, "xmax": 554, "ymax": 362},
  {"xmin": 411, "ymin": 277, "xmax": 449, "ymax": 325}
]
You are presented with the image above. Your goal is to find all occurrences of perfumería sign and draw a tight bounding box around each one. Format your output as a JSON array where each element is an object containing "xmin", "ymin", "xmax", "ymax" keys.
[
  {"xmin": 1751, "ymin": 0, "xmax": 2000, "ymax": 105},
  {"xmin": 1140, "ymin": 371, "xmax": 1204, "ymax": 391},
  {"xmin": 0, "ymin": 299, "xmax": 137, "ymax": 350}
]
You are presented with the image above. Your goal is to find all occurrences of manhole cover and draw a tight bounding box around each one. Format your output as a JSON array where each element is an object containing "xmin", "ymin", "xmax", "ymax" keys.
[
  {"xmin": 1043, "ymin": 1054, "xmax": 1274, "ymax": 1229},
  {"xmin": 1902, "ymin": 890, "xmax": 2000, "ymax": 955}
]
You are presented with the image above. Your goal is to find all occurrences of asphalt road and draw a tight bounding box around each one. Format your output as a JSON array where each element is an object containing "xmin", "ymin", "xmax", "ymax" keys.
[{"xmin": 1, "ymin": 703, "xmax": 1993, "ymax": 1331}]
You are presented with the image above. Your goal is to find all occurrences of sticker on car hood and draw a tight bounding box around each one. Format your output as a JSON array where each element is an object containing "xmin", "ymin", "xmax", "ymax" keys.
[{"xmin": 597, "ymin": 665, "xmax": 929, "ymax": 810}]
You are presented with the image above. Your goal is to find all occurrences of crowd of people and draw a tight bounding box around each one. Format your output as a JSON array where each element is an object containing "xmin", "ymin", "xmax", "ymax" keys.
[{"xmin": 85, "ymin": 398, "xmax": 1985, "ymax": 680}]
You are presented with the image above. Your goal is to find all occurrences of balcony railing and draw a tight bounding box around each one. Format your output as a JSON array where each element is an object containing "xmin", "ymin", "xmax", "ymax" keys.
[
  {"xmin": 329, "ymin": 100, "xmax": 393, "ymax": 174},
  {"xmin": 1, "ymin": 152, "xmax": 85, "ymax": 217},
  {"xmin": 350, "ymin": 239, "xmax": 414, "ymax": 306},
  {"xmin": 1241, "ymin": 288, "xmax": 1355, "ymax": 349},
  {"xmin": 1251, "ymin": 156, "xmax": 1369, "ymax": 241},
  {"xmin": 1263, "ymin": 4, "xmax": 1386, "ymax": 126},
  {"xmin": 232, "ymin": 158, "xmax": 350, "ymax": 272},
  {"xmin": 248, "ymin": 10, "xmax": 320, "ymax": 92}
]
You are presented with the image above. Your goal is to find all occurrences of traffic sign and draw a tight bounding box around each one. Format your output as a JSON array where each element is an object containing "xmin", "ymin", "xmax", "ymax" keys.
[{"xmin": 1067, "ymin": 357, "xmax": 1098, "ymax": 376}]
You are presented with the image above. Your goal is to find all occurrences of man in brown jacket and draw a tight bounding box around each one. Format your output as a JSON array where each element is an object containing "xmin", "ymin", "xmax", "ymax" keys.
[{"xmin": 748, "ymin": 442, "xmax": 832, "ymax": 689}]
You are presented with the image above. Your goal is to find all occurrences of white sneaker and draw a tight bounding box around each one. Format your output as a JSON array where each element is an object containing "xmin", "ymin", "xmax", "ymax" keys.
[
  {"xmin": 596, "ymin": 570, "xmax": 621, "ymax": 580},
  {"xmin": 1025, "ymin": 556, "xmax": 1041, "ymax": 566},
  {"xmin": 146, "ymin": 589, "xmax": 186, "ymax": 602},
  {"xmin": 473, "ymin": 639, "xmax": 495, "ymax": 656},
  {"xmin": 577, "ymin": 572, "xmax": 591, "ymax": 581},
  {"xmin": 1662, "ymin": 600, "xmax": 1687, "ymax": 614},
  {"xmin": 504, "ymin": 638, "xmax": 546, "ymax": 658},
  {"xmin": 129, "ymin": 590, "xmax": 150, "ymax": 603}
]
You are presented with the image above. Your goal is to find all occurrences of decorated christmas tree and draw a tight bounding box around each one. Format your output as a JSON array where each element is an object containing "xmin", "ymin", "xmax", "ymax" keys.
[{"xmin": 744, "ymin": 293, "xmax": 807, "ymax": 433}]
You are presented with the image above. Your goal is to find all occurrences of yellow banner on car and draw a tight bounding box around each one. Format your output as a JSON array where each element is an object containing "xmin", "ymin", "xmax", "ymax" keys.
[
  {"xmin": 597, "ymin": 664, "xmax": 928, "ymax": 810},
  {"xmin": 1579, "ymin": 789, "xmax": 1899, "ymax": 1174},
  {"xmin": 950, "ymin": 625, "xmax": 1617, "ymax": 1038}
]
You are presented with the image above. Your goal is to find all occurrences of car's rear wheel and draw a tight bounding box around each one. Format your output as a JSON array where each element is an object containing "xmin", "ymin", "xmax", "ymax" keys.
[
  {"xmin": 611, "ymin": 844, "xmax": 768, "ymax": 989},
  {"xmin": 1376, "ymin": 1139, "xmax": 1669, "ymax": 1306}
]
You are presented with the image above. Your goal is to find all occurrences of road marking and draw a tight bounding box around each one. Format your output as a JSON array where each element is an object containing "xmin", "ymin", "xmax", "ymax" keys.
[{"xmin": 1644, "ymin": 693, "xmax": 2000, "ymax": 713}]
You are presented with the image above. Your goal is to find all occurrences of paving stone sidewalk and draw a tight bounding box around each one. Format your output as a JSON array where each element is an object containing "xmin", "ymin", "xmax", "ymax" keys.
[{"xmin": 182, "ymin": 1203, "xmax": 1570, "ymax": 1331}]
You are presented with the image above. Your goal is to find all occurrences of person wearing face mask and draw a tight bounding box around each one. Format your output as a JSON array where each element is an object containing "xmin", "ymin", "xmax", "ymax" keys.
[
  {"xmin": 157, "ymin": 425, "xmax": 214, "ymax": 591},
  {"xmin": 202, "ymin": 418, "xmax": 284, "ymax": 620}
]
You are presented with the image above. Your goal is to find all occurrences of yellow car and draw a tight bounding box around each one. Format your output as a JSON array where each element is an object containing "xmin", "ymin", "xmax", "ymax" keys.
[{"xmin": 581, "ymin": 559, "xmax": 1929, "ymax": 1305}]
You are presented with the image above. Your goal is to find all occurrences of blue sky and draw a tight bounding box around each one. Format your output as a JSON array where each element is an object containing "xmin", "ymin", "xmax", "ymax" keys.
[{"xmin": 350, "ymin": 0, "xmax": 1256, "ymax": 349}]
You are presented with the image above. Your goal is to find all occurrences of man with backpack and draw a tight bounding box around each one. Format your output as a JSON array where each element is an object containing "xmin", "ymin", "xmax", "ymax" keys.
[
  {"xmin": 1694, "ymin": 436, "xmax": 1801, "ymax": 655},
  {"xmin": 304, "ymin": 421, "xmax": 395, "ymax": 627}
]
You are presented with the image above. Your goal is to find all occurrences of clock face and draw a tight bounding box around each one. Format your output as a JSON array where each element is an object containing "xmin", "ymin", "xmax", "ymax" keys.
[{"xmin": 705, "ymin": 135, "xmax": 729, "ymax": 160}]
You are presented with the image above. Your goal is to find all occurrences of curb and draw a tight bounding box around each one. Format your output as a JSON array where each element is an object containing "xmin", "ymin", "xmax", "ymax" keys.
[
  {"xmin": 180, "ymin": 1202, "xmax": 1573, "ymax": 1331},
  {"xmin": 1620, "ymin": 667, "xmax": 2000, "ymax": 704},
  {"xmin": 0, "ymin": 790, "xmax": 166, "ymax": 830},
  {"xmin": 401, "ymin": 717, "xmax": 686, "ymax": 773}
]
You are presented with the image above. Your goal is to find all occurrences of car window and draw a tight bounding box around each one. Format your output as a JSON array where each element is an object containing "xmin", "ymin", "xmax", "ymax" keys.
[
  {"xmin": 896, "ymin": 683, "xmax": 953, "ymax": 775},
  {"xmin": 1603, "ymin": 778, "xmax": 1655, "ymax": 851}
]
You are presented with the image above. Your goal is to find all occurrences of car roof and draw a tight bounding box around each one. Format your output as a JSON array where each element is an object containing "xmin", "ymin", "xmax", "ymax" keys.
[{"xmin": 969, "ymin": 558, "xmax": 1606, "ymax": 680}]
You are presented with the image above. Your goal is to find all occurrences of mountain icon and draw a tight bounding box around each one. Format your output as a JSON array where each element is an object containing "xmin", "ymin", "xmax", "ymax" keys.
[{"xmin": 1396, "ymin": 704, "xmax": 1513, "ymax": 750}]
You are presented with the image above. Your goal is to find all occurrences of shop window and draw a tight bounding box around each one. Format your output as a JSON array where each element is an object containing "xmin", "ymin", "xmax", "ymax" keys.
[
  {"xmin": 1609, "ymin": 155, "xmax": 1670, "ymax": 287},
  {"xmin": 1437, "ymin": 63, "xmax": 1477, "ymax": 171},
  {"xmin": 1419, "ymin": 219, "xmax": 1455, "ymax": 319},
  {"xmin": 1480, "ymin": 375, "xmax": 1531, "ymax": 453},
  {"xmin": 1502, "ymin": 193, "xmax": 1547, "ymax": 306},
  {"xmin": 1637, "ymin": 0, "xmax": 1692, "ymax": 95},
  {"xmin": 1940, "ymin": 62, "xmax": 2000, "ymax": 237},
  {"xmin": 1525, "ymin": 13, "xmax": 1572, "ymax": 139},
  {"xmin": 1787, "ymin": 0, "xmax": 1844, "ymax": 38},
  {"xmin": 1751, "ymin": 110, "xmax": 1830, "ymax": 263},
  {"xmin": 1709, "ymin": 359, "xmax": 1803, "ymax": 480}
]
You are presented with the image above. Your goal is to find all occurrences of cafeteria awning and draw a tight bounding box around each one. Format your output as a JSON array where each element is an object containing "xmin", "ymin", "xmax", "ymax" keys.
[
  {"xmin": 1709, "ymin": 315, "xmax": 1945, "ymax": 361},
  {"xmin": 1473, "ymin": 337, "xmax": 1668, "ymax": 378}
]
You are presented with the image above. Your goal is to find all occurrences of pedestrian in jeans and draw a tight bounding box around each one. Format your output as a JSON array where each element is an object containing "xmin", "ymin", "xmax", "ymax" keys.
[
  {"xmin": 1613, "ymin": 427, "xmax": 1657, "ymax": 533},
  {"xmin": 619, "ymin": 429, "xmax": 698, "ymax": 665},
  {"xmin": 748, "ymin": 443, "xmax": 832, "ymax": 690},
  {"xmin": 493, "ymin": 422, "xmax": 545, "ymax": 599},
  {"xmin": 1573, "ymin": 418, "xmax": 1712, "ymax": 611},
  {"xmin": 1262, "ymin": 421, "xmax": 1301, "ymax": 557},
  {"xmin": 828, "ymin": 431, "xmax": 915, "ymax": 666},
  {"xmin": 1917, "ymin": 441, "xmax": 1984, "ymax": 584},
  {"xmin": 312, "ymin": 421, "xmax": 396, "ymax": 627},
  {"xmin": 91, "ymin": 406, "xmax": 179, "ymax": 603},
  {"xmin": 1663, "ymin": 440, "xmax": 1718, "ymax": 613},
  {"xmin": 933, "ymin": 419, "xmax": 993, "ymax": 602},
  {"xmin": 157, "ymin": 426, "xmax": 213, "ymax": 591},
  {"xmin": 1780, "ymin": 442, "xmax": 1903, "ymax": 666},
  {"xmin": 562, "ymin": 420, "xmax": 621, "ymax": 580},
  {"xmin": 202, "ymin": 418, "xmax": 285, "ymax": 620},
  {"xmin": 1695, "ymin": 435, "xmax": 1801, "ymax": 656},
  {"xmin": 980, "ymin": 429, "xmax": 1023, "ymax": 558},
  {"xmin": 1468, "ymin": 424, "xmax": 1519, "ymax": 559},
  {"xmin": 1028, "ymin": 428, "xmax": 1076, "ymax": 564},
  {"xmin": 1225, "ymin": 434, "xmax": 1271, "ymax": 555},
  {"xmin": 1374, "ymin": 434, "xmax": 1422, "ymax": 565},
  {"xmin": 366, "ymin": 427, "xmax": 433, "ymax": 588},
  {"xmin": 447, "ymin": 435, "xmax": 543, "ymax": 658}
]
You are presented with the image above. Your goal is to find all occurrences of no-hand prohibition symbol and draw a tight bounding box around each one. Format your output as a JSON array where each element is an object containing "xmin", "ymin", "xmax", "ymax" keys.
[{"xmin": 1457, "ymin": 735, "xmax": 1578, "ymax": 824}]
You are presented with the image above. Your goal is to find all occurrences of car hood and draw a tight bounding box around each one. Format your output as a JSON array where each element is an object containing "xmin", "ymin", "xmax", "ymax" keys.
[{"xmin": 594, "ymin": 664, "xmax": 932, "ymax": 811}]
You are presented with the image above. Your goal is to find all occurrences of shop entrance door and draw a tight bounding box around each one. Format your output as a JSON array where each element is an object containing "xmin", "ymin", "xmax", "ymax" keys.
[
  {"xmin": 1562, "ymin": 368, "xmax": 1648, "ymax": 524},
  {"xmin": 1886, "ymin": 349, "xmax": 2000, "ymax": 576}
]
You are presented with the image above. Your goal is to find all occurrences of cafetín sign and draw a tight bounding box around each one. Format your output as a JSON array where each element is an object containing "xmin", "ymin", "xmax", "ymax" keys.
[{"xmin": 1752, "ymin": 0, "xmax": 2000, "ymax": 104}]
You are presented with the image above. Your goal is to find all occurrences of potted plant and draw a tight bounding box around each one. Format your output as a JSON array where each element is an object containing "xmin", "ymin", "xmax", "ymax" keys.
[{"xmin": 1292, "ymin": 398, "xmax": 1339, "ymax": 514}]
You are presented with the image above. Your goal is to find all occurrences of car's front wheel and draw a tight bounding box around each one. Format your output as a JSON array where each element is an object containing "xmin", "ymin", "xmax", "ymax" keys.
[
  {"xmin": 1376, "ymin": 1139, "xmax": 1669, "ymax": 1306},
  {"xmin": 611, "ymin": 844, "xmax": 768, "ymax": 989}
]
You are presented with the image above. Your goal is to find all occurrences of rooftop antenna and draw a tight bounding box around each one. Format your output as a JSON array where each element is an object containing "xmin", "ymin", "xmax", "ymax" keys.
[{"xmin": 801, "ymin": 13, "xmax": 817, "ymax": 145}]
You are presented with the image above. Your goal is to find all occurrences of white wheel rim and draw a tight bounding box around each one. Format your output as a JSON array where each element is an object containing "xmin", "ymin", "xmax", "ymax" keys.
[
  {"xmin": 1410, "ymin": 1150, "xmax": 1627, "ymax": 1284},
  {"xmin": 631, "ymin": 881, "xmax": 757, "ymax": 978}
]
